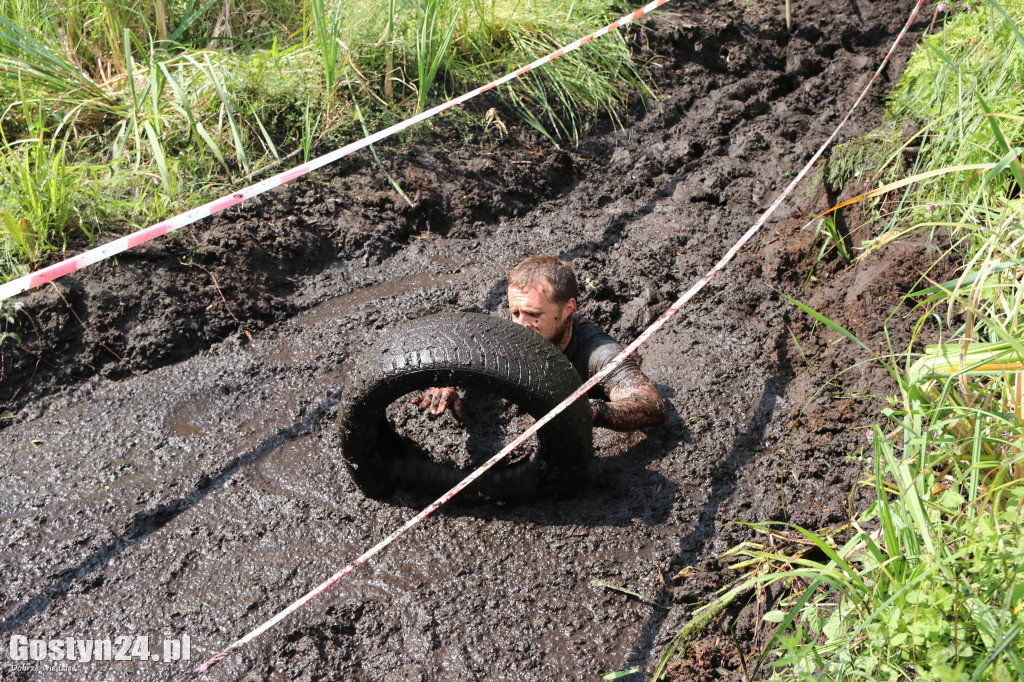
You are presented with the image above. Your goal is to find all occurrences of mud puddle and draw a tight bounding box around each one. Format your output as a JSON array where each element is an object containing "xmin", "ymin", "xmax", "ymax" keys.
[{"xmin": 0, "ymin": 1, "xmax": 940, "ymax": 679}]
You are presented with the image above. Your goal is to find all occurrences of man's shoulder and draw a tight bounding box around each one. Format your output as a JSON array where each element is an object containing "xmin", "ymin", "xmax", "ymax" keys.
[
  {"xmin": 571, "ymin": 316, "xmax": 619, "ymax": 342},
  {"xmin": 567, "ymin": 317, "xmax": 623, "ymax": 362}
]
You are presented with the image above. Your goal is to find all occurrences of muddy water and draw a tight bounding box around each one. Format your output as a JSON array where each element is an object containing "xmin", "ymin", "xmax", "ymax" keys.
[{"xmin": 0, "ymin": 1, "xmax": 936, "ymax": 679}]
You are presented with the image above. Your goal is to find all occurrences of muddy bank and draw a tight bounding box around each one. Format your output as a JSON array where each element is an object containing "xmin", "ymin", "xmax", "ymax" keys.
[{"xmin": 0, "ymin": 1, "xmax": 943, "ymax": 680}]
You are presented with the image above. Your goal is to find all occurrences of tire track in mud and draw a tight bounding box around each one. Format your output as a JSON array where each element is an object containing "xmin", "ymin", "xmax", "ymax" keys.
[{"xmin": 0, "ymin": 1, "xmax": 935, "ymax": 680}]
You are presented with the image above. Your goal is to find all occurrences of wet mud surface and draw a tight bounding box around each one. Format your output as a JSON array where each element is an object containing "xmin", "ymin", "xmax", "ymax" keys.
[
  {"xmin": 1, "ymin": 1, "xmax": 945, "ymax": 679},
  {"xmin": 387, "ymin": 391, "xmax": 539, "ymax": 470}
]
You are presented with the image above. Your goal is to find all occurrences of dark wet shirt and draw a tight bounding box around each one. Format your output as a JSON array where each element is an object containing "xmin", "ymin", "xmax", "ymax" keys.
[
  {"xmin": 496, "ymin": 309, "xmax": 643, "ymax": 398},
  {"xmin": 563, "ymin": 317, "xmax": 644, "ymax": 400}
]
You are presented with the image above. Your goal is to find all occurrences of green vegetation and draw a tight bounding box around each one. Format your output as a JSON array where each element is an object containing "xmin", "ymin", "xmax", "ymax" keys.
[
  {"xmin": 0, "ymin": 0, "xmax": 649, "ymax": 281},
  {"xmin": 0, "ymin": 300, "xmax": 18, "ymax": 344},
  {"xmin": 657, "ymin": 1, "xmax": 1024, "ymax": 679},
  {"xmin": 814, "ymin": 214, "xmax": 851, "ymax": 266},
  {"xmin": 0, "ymin": 300, "xmax": 19, "ymax": 386}
]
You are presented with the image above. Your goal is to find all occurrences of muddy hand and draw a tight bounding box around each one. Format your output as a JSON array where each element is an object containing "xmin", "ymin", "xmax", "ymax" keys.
[{"xmin": 411, "ymin": 387, "xmax": 462, "ymax": 420}]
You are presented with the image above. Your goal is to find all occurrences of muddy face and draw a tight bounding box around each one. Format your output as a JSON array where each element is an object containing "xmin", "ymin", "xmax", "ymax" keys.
[
  {"xmin": 0, "ymin": 1, "xmax": 941, "ymax": 680},
  {"xmin": 507, "ymin": 284, "xmax": 576, "ymax": 350}
]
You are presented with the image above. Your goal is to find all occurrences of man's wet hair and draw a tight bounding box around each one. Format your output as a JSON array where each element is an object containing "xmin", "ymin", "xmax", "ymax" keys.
[{"xmin": 508, "ymin": 255, "xmax": 579, "ymax": 305}]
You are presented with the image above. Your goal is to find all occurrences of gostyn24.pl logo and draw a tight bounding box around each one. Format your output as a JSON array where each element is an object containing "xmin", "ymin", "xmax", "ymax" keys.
[{"xmin": 6, "ymin": 635, "xmax": 191, "ymax": 663}]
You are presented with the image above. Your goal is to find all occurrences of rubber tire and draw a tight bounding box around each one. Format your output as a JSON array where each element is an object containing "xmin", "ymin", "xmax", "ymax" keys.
[{"xmin": 338, "ymin": 312, "xmax": 593, "ymax": 502}]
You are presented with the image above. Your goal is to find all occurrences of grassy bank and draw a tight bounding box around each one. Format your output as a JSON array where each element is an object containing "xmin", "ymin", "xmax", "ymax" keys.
[
  {"xmin": 0, "ymin": 0, "xmax": 649, "ymax": 281},
  {"xmin": 657, "ymin": 1, "xmax": 1024, "ymax": 679}
]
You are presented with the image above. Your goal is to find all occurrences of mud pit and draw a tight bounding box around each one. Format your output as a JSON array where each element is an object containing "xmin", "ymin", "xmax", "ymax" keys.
[
  {"xmin": 387, "ymin": 391, "xmax": 540, "ymax": 470},
  {"xmin": 1, "ymin": 1, "xmax": 942, "ymax": 679}
]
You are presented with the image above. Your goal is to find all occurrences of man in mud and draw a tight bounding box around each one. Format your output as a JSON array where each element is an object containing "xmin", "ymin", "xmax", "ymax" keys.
[{"xmin": 412, "ymin": 255, "xmax": 668, "ymax": 431}]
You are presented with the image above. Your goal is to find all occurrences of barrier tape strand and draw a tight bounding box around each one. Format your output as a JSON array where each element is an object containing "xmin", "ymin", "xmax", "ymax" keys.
[
  {"xmin": 173, "ymin": 1, "xmax": 926, "ymax": 679},
  {"xmin": 0, "ymin": 0, "xmax": 672, "ymax": 304}
]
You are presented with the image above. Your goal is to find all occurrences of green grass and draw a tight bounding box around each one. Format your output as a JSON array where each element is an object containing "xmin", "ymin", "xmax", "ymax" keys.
[
  {"xmin": 655, "ymin": 2, "xmax": 1024, "ymax": 679},
  {"xmin": 828, "ymin": 0, "xmax": 1024, "ymax": 253},
  {"xmin": 656, "ymin": 263, "xmax": 1024, "ymax": 682},
  {"xmin": 0, "ymin": 0, "xmax": 650, "ymax": 281}
]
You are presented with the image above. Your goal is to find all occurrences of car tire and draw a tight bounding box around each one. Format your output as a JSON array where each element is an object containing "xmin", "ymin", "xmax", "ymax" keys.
[{"xmin": 337, "ymin": 312, "xmax": 593, "ymax": 502}]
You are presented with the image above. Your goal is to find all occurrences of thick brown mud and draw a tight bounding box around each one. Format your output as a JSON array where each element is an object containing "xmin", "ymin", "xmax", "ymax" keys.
[{"xmin": 1, "ymin": 1, "xmax": 947, "ymax": 680}]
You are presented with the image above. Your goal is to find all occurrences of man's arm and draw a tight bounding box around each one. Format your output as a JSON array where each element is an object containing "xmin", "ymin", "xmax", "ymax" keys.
[{"xmin": 590, "ymin": 371, "xmax": 667, "ymax": 431}]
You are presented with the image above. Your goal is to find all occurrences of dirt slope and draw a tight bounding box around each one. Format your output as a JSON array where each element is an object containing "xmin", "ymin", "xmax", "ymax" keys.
[{"xmin": 0, "ymin": 1, "xmax": 941, "ymax": 679}]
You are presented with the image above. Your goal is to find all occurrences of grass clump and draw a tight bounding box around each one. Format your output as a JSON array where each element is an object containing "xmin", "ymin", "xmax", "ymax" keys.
[
  {"xmin": 824, "ymin": 0, "xmax": 1024, "ymax": 254},
  {"xmin": 0, "ymin": 0, "xmax": 650, "ymax": 281},
  {"xmin": 656, "ymin": 2, "xmax": 1024, "ymax": 679}
]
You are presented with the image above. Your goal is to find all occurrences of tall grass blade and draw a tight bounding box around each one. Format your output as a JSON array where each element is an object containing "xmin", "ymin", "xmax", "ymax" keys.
[
  {"xmin": 348, "ymin": 84, "xmax": 412, "ymax": 206},
  {"xmin": 310, "ymin": 0, "xmax": 343, "ymax": 93},
  {"xmin": 827, "ymin": 164, "xmax": 996, "ymax": 215},
  {"xmin": 195, "ymin": 122, "xmax": 232, "ymax": 177},
  {"xmin": 976, "ymin": 92, "xmax": 1024, "ymax": 192},
  {"xmin": 191, "ymin": 53, "xmax": 249, "ymax": 173},
  {"xmin": 981, "ymin": 0, "xmax": 1024, "ymax": 51},
  {"xmin": 984, "ymin": 146, "xmax": 1024, "ymax": 185},
  {"xmin": 246, "ymin": 101, "xmax": 279, "ymax": 160},
  {"xmin": 914, "ymin": 259, "xmax": 1024, "ymax": 296},
  {"xmin": 1, "ymin": 211, "xmax": 34, "ymax": 262},
  {"xmin": 0, "ymin": 15, "xmax": 109, "ymax": 102},
  {"xmin": 784, "ymin": 524, "xmax": 870, "ymax": 596},
  {"xmin": 168, "ymin": 0, "xmax": 219, "ymax": 43},
  {"xmin": 416, "ymin": 0, "xmax": 460, "ymax": 112},
  {"xmin": 779, "ymin": 291, "xmax": 901, "ymax": 383},
  {"xmin": 159, "ymin": 63, "xmax": 196, "ymax": 128},
  {"xmin": 878, "ymin": 432, "xmax": 937, "ymax": 558},
  {"xmin": 143, "ymin": 120, "xmax": 173, "ymax": 196},
  {"xmin": 968, "ymin": 623, "xmax": 1023, "ymax": 682},
  {"xmin": 118, "ymin": 29, "xmax": 143, "ymax": 162}
]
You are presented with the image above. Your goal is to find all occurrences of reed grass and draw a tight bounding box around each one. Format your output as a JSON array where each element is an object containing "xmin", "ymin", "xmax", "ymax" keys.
[{"xmin": 0, "ymin": 0, "xmax": 648, "ymax": 279}]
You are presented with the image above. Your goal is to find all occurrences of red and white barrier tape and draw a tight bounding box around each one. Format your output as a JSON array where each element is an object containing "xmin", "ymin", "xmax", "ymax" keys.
[
  {"xmin": 0, "ymin": 0, "xmax": 672, "ymax": 304},
  {"xmin": 174, "ymin": 1, "xmax": 927, "ymax": 679}
]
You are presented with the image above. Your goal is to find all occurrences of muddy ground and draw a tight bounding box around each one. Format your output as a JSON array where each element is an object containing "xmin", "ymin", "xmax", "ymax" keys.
[{"xmin": 0, "ymin": 1, "xmax": 947, "ymax": 679}]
